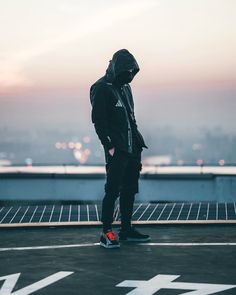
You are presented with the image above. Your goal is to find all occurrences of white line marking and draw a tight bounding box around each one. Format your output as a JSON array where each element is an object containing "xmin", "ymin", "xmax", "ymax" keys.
[
  {"xmin": 0, "ymin": 242, "xmax": 235, "ymax": 252},
  {"xmin": 9, "ymin": 207, "xmax": 22, "ymax": 224},
  {"xmin": 216, "ymin": 203, "xmax": 219, "ymax": 220},
  {"xmin": 147, "ymin": 204, "xmax": 159, "ymax": 221},
  {"xmin": 0, "ymin": 207, "xmax": 5, "ymax": 213},
  {"xmin": 138, "ymin": 243, "xmax": 236, "ymax": 246},
  {"xmin": 19, "ymin": 206, "xmax": 30, "ymax": 223},
  {"xmin": 0, "ymin": 207, "xmax": 13, "ymax": 223}
]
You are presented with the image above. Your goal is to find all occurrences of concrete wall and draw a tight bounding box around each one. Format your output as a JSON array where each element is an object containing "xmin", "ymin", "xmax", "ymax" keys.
[{"xmin": 0, "ymin": 172, "xmax": 236, "ymax": 202}]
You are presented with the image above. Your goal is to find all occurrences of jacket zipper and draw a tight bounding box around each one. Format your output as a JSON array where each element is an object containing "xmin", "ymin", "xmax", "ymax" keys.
[{"xmin": 120, "ymin": 87, "xmax": 132, "ymax": 153}]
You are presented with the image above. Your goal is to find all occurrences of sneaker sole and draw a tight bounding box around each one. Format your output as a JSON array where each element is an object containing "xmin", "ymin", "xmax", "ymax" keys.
[
  {"xmin": 99, "ymin": 242, "xmax": 120, "ymax": 249},
  {"xmin": 119, "ymin": 237, "xmax": 151, "ymax": 242}
]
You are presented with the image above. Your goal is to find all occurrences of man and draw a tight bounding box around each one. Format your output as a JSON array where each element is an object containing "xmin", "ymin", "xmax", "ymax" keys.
[{"xmin": 90, "ymin": 49, "xmax": 151, "ymax": 249}]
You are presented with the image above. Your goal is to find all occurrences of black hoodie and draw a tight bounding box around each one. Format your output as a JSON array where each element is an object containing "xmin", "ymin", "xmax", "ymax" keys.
[{"xmin": 90, "ymin": 49, "xmax": 148, "ymax": 154}]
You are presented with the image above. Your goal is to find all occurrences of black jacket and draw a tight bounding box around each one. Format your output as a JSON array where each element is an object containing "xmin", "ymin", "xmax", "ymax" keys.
[{"xmin": 89, "ymin": 49, "xmax": 148, "ymax": 154}]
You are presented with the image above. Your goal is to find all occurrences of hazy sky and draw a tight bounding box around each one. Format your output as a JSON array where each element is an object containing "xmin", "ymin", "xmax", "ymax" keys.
[{"xmin": 0, "ymin": 0, "xmax": 236, "ymax": 134}]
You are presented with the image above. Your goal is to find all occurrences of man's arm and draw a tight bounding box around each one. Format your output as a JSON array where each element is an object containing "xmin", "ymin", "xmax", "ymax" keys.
[{"xmin": 90, "ymin": 83, "xmax": 114, "ymax": 150}]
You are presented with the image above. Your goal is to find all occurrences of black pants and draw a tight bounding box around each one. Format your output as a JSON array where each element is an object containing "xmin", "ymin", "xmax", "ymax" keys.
[{"xmin": 101, "ymin": 147, "xmax": 142, "ymax": 231}]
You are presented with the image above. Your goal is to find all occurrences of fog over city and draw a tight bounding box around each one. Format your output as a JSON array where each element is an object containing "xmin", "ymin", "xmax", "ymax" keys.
[{"xmin": 1, "ymin": 0, "xmax": 235, "ymax": 166}]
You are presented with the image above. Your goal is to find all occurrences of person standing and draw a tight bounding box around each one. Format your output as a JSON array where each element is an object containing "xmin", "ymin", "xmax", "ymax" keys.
[{"xmin": 90, "ymin": 49, "xmax": 151, "ymax": 248}]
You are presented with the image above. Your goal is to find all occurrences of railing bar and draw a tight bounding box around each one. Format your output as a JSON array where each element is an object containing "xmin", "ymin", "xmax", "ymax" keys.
[
  {"xmin": 147, "ymin": 204, "xmax": 159, "ymax": 221},
  {"xmin": 186, "ymin": 203, "xmax": 193, "ymax": 220},
  {"xmin": 49, "ymin": 205, "xmax": 55, "ymax": 223},
  {"xmin": 29, "ymin": 206, "xmax": 38, "ymax": 223},
  {"xmin": 39, "ymin": 205, "xmax": 47, "ymax": 223},
  {"xmin": 137, "ymin": 203, "xmax": 151, "ymax": 221},
  {"xmin": 9, "ymin": 206, "xmax": 22, "ymax": 223},
  {"xmin": 176, "ymin": 203, "xmax": 184, "ymax": 220},
  {"xmin": 157, "ymin": 203, "xmax": 168, "ymax": 220},
  {"xmin": 19, "ymin": 206, "xmax": 30, "ymax": 223},
  {"xmin": 0, "ymin": 207, "xmax": 13, "ymax": 223}
]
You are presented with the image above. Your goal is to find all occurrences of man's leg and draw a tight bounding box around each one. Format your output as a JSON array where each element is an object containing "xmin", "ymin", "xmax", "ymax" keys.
[
  {"xmin": 119, "ymin": 153, "xmax": 142, "ymax": 231},
  {"xmin": 101, "ymin": 148, "xmax": 128, "ymax": 232}
]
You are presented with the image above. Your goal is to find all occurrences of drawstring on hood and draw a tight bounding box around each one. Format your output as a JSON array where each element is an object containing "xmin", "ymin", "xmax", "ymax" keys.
[{"xmin": 105, "ymin": 49, "xmax": 140, "ymax": 84}]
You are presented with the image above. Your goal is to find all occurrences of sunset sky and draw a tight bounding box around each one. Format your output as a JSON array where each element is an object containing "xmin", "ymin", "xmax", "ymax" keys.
[{"xmin": 0, "ymin": 0, "xmax": 236, "ymax": 133}]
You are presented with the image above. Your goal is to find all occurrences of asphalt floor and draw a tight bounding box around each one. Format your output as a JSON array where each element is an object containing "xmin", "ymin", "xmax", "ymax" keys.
[{"xmin": 0, "ymin": 224, "xmax": 236, "ymax": 295}]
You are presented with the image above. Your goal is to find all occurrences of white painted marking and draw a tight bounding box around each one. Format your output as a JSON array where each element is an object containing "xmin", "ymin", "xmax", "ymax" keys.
[
  {"xmin": 206, "ymin": 203, "xmax": 209, "ymax": 220},
  {"xmin": 116, "ymin": 274, "xmax": 236, "ymax": 295},
  {"xmin": 138, "ymin": 243, "xmax": 236, "ymax": 246},
  {"xmin": 0, "ymin": 207, "xmax": 5, "ymax": 213},
  {"xmin": 0, "ymin": 243, "xmax": 100, "ymax": 252},
  {"xmin": 0, "ymin": 271, "xmax": 73, "ymax": 295},
  {"xmin": 157, "ymin": 203, "xmax": 167, "ymax": 220},
  {"xmin": 147, "ymin": 204, "xmax": 159, "ymax": 221},
  {"xmin": 0, "ymin": 242, "xmax": 235, "ymax": 252},
  {"xmin": 137, "ymin": 203, "xmax": 150, "ymax": 221},
  {"xmin": 9, "ymin": 207, "xmax": 22, "ymax": 224}
]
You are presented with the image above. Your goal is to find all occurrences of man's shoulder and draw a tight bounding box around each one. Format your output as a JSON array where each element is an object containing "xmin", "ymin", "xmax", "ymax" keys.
[{"xmin": 90, "ymin": 76, "xmax": 113, "ymax": 92}]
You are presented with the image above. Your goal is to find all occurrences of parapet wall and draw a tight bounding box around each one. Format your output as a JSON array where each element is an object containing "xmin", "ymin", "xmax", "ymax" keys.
[{"xmin": 0, "ymin": 166, "xmax": 235, "ymax": 202}]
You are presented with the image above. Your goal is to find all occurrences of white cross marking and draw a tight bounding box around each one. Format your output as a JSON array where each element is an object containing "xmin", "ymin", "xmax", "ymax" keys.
[{"xmin": 116, "ymin": 274, "xmax": 236, "ymax": 295}]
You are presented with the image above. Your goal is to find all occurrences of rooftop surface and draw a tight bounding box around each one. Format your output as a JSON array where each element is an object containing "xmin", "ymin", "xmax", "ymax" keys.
[
  {"xmin": 0, "ymin": 200, "xmax": 236, "ymax": 294},
  {"xmin": 0, "ymin": 224, "xmax": 236, "ymax": 294}
]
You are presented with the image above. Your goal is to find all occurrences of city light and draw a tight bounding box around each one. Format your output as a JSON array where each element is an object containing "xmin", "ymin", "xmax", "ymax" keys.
[{"xmin": 196, "ymin": 159, "xmax": 204, "ymax": 166}]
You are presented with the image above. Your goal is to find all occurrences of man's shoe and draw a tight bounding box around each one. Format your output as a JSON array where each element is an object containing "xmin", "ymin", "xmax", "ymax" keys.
[
  {"xmin": 100, "ymin": 230, "xmax": 120, "ymax": 249},
  {"xmin": 118, "ymin": 226, "xmax": 151, "ymax": 242}
]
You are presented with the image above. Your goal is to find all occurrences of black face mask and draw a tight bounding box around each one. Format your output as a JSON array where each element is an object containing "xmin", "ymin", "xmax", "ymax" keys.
[{"xmin": 115, "ymin": 70, "xmax": 135, "ymax": 85}]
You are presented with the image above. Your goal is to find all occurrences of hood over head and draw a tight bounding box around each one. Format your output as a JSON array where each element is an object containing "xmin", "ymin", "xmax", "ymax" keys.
[{"xmin": 105, "ymin": 49, "xmax": 140, "ymax": 84}]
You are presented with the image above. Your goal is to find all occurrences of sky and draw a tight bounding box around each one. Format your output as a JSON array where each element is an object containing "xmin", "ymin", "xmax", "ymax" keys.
[{"xmin": 0, "ymin": 0, "xmax": 236, "ymax": 134}]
